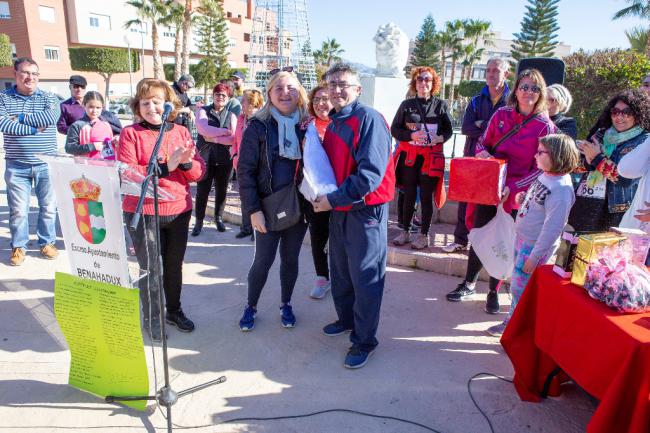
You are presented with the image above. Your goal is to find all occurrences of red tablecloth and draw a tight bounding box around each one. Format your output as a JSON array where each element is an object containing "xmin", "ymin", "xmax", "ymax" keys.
[{"xmin": 502, "ymin": 265, "xmax": 650, "ymax": 433}]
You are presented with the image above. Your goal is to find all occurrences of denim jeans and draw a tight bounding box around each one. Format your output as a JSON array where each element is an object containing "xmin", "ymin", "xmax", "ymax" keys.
[{"xmin": 4, "ymin": 160, "xmax": 57, "ymax": 249}]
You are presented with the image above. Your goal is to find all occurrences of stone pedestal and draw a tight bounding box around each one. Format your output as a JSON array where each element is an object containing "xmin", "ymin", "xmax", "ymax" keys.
[{"xmin": 358, "ymin": 75, "xmax": 409, "ymax": 126}]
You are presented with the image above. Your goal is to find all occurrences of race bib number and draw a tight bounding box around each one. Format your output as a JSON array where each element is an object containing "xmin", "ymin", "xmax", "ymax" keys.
[{"xmin": 576, "ymin": 177, "xmax": 606, "ymax": 199}]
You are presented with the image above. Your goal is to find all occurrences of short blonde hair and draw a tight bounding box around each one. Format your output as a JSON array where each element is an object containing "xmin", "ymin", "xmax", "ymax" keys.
[
  {"xmin": 539, "ymin": 134, "xmax": 579, "ymax": 175},
  {"xmin": 255, "ymin": 71, "xmax": 310, "ymax": 122},
  {"xmin": 129, "ymin": 79, "xmax": 181, "ymax": 122}
]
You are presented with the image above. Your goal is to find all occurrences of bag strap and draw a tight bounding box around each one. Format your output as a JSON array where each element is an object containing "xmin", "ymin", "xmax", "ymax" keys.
[
  {"xmin": 491, "ymin": 114, "xmax": 539, "ymax": 152},
  {"xmin": 414, "ymin": 99, "xmax": 432, "ymax": 143}
]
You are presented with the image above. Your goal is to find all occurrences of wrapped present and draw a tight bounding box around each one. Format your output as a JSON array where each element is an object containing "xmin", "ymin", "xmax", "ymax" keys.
[
  {"xmin": 448, "ymin": 157, "xmax": 507, "ymax": 206},
  {"xmin": 610, "ymin": 227, "xmax": 650, "ymax": 265},
  {"xmin": 553, "ymin": 232, "xmax": 581, "ymax": 278},
  {"xmin": 584, "ymin": 245, "xmax": 650, "ymax": 313},
  {"xmin": 571, "ymin": 233, "xmax": 627, "ymax": 287}
]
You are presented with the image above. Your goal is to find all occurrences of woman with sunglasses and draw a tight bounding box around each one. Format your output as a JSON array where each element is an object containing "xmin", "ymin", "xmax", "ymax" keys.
[
  {"xmin": 191, "ymin": 83, "xmax": 237, "ymax": 236},
  {"xmin": 446, "ymin": 68, "xmax": 556, "ymax": 315},
  {"xmin": 391, "ymin": 66, "xmax": 452, "ymax": 250},
  {"xmin": 568, "ymin": 89, "xmax": 650, "ymax": 232},
  {"xmin": 237, "ymin": 70, "xmax": 310, "ymax": 331}
]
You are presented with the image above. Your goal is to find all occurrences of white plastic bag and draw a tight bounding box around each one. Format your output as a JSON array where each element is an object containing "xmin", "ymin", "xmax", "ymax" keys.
[
  {"xmin": 299, "ymin": 123, "xmax": 338, "ymax": 201},
  {"xmin": 468, "ymin": 204, "xmax": 516, "ymax": 280}
]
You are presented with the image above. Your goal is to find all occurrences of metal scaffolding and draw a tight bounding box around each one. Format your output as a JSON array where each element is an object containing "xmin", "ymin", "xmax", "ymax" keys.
[{"xmin": 247, "ymin": 0, "xmax": 317, "ymax": 91}]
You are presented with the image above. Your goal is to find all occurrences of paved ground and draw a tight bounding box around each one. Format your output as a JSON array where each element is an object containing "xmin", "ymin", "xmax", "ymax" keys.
[{"xmin": 0, "ymin": 157, "xmax": 596, "ymax": 433}]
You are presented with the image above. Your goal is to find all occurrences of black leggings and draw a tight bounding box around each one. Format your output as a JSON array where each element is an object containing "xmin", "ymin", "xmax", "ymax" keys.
[
  {"xmin": 464, "ymin": 204, "xmax": 517, "ymax": 291},
  {"xmin": 127, "ymin": 210, "xmax": 192, "ymax": 321},
  {"xmin": 194, "ymin": 162, "xmax": 233, "ymax": 221},
  {"xmin": 399, "ymin": 154, "xmax": 439, "ymax": 234},
  {"xmin": 306, "ymin": 207, "xmax": 330, "ymax": 279}
]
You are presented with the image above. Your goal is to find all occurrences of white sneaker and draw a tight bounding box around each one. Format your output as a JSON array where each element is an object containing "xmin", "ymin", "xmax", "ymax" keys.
[
  {"xmin": 486, "ymin": 321, "xmax": 508, "ymax": 337},
  {"xmin": 442, "ymin": 242, "xmax": 468, "ymax": 253},
  {"xmin": 410, "ymin": 233, "xmax": 430, "ymax": 250},
  {"xmin": 309, "ymin": 276, "xmax": 331, "ymax": 299},
  {"xmin": 392, "ymin": 231, "xmax": 411, "ymax": 246}
]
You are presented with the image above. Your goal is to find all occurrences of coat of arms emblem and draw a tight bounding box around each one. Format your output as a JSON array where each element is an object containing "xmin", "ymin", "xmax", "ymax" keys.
[{"xmin": 70, "ymin": 175, "xmax": 106, "ymax": 244}]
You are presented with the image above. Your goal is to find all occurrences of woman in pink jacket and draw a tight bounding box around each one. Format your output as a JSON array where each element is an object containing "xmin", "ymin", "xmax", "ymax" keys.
[{"xmin": 446, "ymin": 68, "xmax": 556, "ymax": 314}]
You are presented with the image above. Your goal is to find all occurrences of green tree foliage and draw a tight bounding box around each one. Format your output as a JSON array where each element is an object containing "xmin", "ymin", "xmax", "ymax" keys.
[
  {"xmin": 409, "ymin": 15, "xmax": 440, "ymax": 72},
  {"xmin": 457, "ymin": 80, "xmax": 485, "ymax": 98},
  {"xmin": 461, "ymin": 19, "xmax": 493, "ymax": 81},
  {"xmin": 194, "ymin": 0, "xmax": 231, "ymax": 95},
  {"xmin": 625, "ymin": 26, "xmax": 650, "ymax": 54},
  {"xmin": 614, "ymin": 1, "xmax": 650, "ymax": 57},
  {"xmin": 0, "ymin": 34, "xmax": 11, "ymax": 68},
  {"xmin": 313, "ymin": 38, "xmax": 344, "ymax": 68},
  {"xmin": 511, "ymin": 0, "xmax": 560, "ymax": 61},
  {"xmin": 124, "ymin": 0, "xmax": 170, "ymax": 80},
  {"xmin": 69, "ymin": 47, "xmax": 140, "ymax": 98},
  {"xmin": 159, "ymin": 1, "xmax": 185, "ymax": 81},
  {"xmin": 564, "ymin": 49, "xmax": 650, "ymax": 138}
]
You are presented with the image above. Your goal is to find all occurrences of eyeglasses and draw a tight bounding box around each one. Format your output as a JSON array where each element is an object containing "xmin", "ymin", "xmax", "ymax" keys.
[
  {"xmin": 269, "ymin": 66, "xmax": 294, "ymax": 76},
  {"xmin": 72, "ymin": 84, "xmax": 86, "ymax": 89},
  {"xmin": 18, "ymin": 70, "xmax": 40, "ymax": 77},
  {"xmin": 416, "ymin": 76, "xmax": 433, "ymax": 83},
  {"xmin": 535, "ymin": 149, "xmax": 549, "ymax": 156},
  {"xmin": 312, "ymin": 97, "xmax": 330, "ymax": 104},
  {"xmin": 611, "ymin": 107, "xmax": 634, "ymax": 117},
  {"xmin": 213, "ymin": 93, "xmax": 228, "ymax": 99},
  {"xmin": 518, "ymin": 84, "xmax": 541, "ymax": 93},
  {"xmin": 327, "ymin": 81, "xmax": 358, "ymax": 90}
]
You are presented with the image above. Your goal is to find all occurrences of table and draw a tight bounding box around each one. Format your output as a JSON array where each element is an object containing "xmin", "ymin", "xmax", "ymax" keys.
[{"xmin": 501, "ymin": 265, "xmax": 650, "ymax": 433}]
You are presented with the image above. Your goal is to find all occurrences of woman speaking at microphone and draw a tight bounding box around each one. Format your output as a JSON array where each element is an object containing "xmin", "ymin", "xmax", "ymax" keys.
[
  {"xmin": 391, "ymin": 66, "xmax": 453, "ymax": 250},
  {"xmin": 118, "ymin": 79, "xmax": 206, "ymax": 340}
]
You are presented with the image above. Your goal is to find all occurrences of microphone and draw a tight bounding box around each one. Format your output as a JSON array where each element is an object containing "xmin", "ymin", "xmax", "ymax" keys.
[{"xmin": 161, "ymin": 102, "xmax": 174, "ymax": 122}]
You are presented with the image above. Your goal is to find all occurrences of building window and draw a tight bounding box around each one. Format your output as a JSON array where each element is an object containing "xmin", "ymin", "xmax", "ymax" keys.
[
  {"xmin": 89, "ymin": 13, "xmax": 110, "ymax": 29},
  {"xmin": 244, "ymin": 33, "xmax": 250, "ymax": 42},
  {"xmin": 163, "ymin": 31, "xmax": 176, "ymax": 38},
  {"xmin": 226, "ymin": 11, "xmax": 232, "ymax": 18},
  {"xmin": 0, "ymin": 1, "xmax": 10, "ymax": 19},
  {"xmin": 10, "ymin": 43, "xmax": 17, "ymax": 58},
  {"xmin": 244, "ymin": 54, "xmax": 249, "ymax": 63},
  {"xmin": 44, "ymin": 46, "xmax": 60, "ymax": 61},
  {"xmin": 229, "ymin": 38, "xmax": 236, "ymax": 48},
  {"xmin": 39, "ymin": 5, "xmax": 55, "ymax": 23}
]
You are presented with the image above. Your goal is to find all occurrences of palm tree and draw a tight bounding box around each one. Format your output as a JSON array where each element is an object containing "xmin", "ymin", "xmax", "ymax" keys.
[
  {"xmin": 613, "ymin": 0, "xmax": 650, "ymax": 57},
  {"xmin": 125, "ymin": 0, "xmax": 170, "ymax": 79},
  {"xmin": 159, "ymin": 1, "xmax": 184, "ymax": 81},
  {"xmin": 445, "ymin": 20, "xmax": 465, "ymax": 101},
  {"xmin": 625, "ymin": 26, "xmax": 650, "ymax": 54},
  {"xmin": 462, "ymin": 19, "xmax": 494, "ymax": 80},
  {"xmin": 435, "ymin": 28, "xmax": 456, "ymax": 100},
  {"xmin": 181, "ymin": 0, "xmax": 193, "ymax": 75},
  {"xmin": 313, "ymin": 38, "xmax": 344, "ymax": 67}
]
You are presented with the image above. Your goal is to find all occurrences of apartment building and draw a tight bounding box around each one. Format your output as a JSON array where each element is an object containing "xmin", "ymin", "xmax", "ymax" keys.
[{"xmin": 0, "ymin": 0, "xmax": 255, "ymax": 97}]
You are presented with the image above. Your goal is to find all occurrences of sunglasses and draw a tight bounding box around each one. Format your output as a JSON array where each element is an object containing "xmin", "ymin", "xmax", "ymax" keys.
[
  {"xmin": 518, "ymin": 84, "xmax": 541, "ymax": 93},
  {"xmin": 611, "ymin": 107, "xmax": 634, "ymax": 117},
  {"xmin": 269, "ymin": 66, "xmax": 294, "ymax": 76},
  {"xmin": 72, "ymin": 84, "xmax": 86, "ymax": 89},
  {"xmin": 416, "ymin": 76, "xmax": 433, "ymax": 83}
]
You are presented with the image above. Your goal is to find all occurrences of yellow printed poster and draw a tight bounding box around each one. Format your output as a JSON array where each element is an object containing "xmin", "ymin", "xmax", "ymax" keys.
[{"xmin": 54, "ymin": 272, "xmax": 149, "ymax": 410}]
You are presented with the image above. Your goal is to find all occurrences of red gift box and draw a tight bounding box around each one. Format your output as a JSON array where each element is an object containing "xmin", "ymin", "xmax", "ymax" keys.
[{"xmin": 448, "ymin": 157, "xmax": 508, "ymax": 205}]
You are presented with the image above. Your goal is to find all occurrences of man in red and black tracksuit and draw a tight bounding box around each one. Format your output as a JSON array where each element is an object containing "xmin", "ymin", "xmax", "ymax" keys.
[{"xmin": 313, "ymin": 63, "xmax": 395, "ymax": 369}]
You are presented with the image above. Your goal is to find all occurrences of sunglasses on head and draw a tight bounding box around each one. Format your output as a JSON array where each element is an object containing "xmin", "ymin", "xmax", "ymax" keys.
[
  {"xmin": 611, "ymin": 107, "xmax": 634, "ymax": 117},
  {"xmin": 518, "ymin": 84, "xmax": 541, "ymax": 93},
  {"xmin": 269, "ymin": 66, "xmax": 294, "ymax": 76}
]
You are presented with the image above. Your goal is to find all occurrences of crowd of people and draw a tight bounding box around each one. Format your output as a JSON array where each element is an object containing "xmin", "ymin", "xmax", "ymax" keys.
[{"xmin": 1, "ymin": 55, "xmax": 649, "ymax": 369}]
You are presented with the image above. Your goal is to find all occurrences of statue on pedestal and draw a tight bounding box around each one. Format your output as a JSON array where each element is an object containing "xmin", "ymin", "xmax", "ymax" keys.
[{"xmin": 373, "ymin": 23, "xmax": 409, "ymax": 77}]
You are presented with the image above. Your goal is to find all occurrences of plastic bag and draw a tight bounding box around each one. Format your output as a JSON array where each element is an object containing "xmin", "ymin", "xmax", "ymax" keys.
[
  {"xmin": 298, "ymin": 123, "xmax": 338, "ymax": 201},
  {"xmin": 584, "ymin": 245, "xmax": 650, "ymax": 313},
  {"xmin": 468, "ymin": 203, "xmax": 516, "ymax": 280}
]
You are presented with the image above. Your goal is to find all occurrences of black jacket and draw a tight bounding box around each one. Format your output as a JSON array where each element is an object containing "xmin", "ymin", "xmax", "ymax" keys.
[
  {"xmin": 391, "ymin": 96, "xmax": 453, "ymax": 144},
  {"xmin": 550, "ymin": 113, "xmax": 577, "ymax": 139},
  {"xmin": 238, "ymin": 117, "xmax": 307, "ymax": 217},
  {"xmin": 172, "ymin": 82, "xmax": 192, "ymax": 130}
]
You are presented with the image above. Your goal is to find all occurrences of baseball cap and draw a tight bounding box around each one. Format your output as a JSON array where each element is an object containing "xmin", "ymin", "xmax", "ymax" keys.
[
  {"xmin": 179, "ymin": 74, "xmax": 195, "ymax": 87},
  {"xmin": 231, "ymin": 71, "xmax": 245, "ymax": 80},
  {"xmin": 69, "ymin": 75, "xmax": 87, "ymax": 87}
]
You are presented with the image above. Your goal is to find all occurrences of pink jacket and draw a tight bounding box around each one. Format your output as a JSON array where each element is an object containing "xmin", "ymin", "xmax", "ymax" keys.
[{"xmin": 476, "ymin": 106, "xmax": 556, "ymax": 212}]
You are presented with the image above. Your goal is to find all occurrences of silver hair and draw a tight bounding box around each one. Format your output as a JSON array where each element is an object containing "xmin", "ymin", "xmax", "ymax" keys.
[
  {"xmin": 324, "ymin": 62, "xmax": 361, "ymax": 85},
  {"xmin": 547, "ymin": 83, "xmax": 573, "ymax": 114},
  {"xmin": 486, "ymin": 57, "xmax": 510, "ymax": 72}
]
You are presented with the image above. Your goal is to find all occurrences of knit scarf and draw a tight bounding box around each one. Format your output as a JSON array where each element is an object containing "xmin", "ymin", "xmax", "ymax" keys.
[
  {"xmin": 587, "ymin": 125, "xmax": 644, "ymax": 187},
  {"xmin": 270, "ymin": 106, "xmax": 301, "ymax": 160}
]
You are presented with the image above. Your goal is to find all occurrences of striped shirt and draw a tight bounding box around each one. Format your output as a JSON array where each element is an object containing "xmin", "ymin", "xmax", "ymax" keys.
[{"xmin": 0, "ymin": 86, "xmax": 60, "ymax": 164}]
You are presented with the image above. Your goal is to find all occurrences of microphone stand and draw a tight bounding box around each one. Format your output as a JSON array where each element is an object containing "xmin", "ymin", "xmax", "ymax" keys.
[{"xmin": 105, "ymin": 113, "xmax": 226, "ymax": 432}]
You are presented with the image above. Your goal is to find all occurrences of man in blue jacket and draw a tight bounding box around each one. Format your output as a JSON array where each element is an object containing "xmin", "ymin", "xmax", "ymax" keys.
[
  {"xmin": 442, "ymin": 58, "xmax": 510, "ymax": 254},
  {"xmin": 313, "ymin": 63, "xmax": 395, "ymax": 369}
]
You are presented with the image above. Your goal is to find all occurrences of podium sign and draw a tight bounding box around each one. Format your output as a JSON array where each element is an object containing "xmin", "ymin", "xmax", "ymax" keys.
[{"xmin": 48, "ymin": 158, "xmax": 130, "ymax": 287}]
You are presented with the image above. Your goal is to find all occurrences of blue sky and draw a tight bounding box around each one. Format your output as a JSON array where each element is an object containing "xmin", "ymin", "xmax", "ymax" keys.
[{"xmin": 308, "ymin": 0, "xmax": 647, "ymax": 67}]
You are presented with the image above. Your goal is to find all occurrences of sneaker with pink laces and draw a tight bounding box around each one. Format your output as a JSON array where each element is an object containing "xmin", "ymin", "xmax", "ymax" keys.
[{"xmin": 309, "ymin": 276, "xmax": 331, "ymax": 299}]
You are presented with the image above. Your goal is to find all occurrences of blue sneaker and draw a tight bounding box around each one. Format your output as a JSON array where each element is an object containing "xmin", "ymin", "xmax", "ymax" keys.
[
  {"xmin": 280, "ymin": 304, "xmax": 296, "ymax": 328},
  {"xmin": 239, "ymin": 305, "xmax": 257, "ymax": 331},
  {"xmin": 344, "ymin": 346, "xmax": 375, "ymax": 369},
  {"xmin": 322, "ymin": 321, "xmax": 352, "ymax": 336}
]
